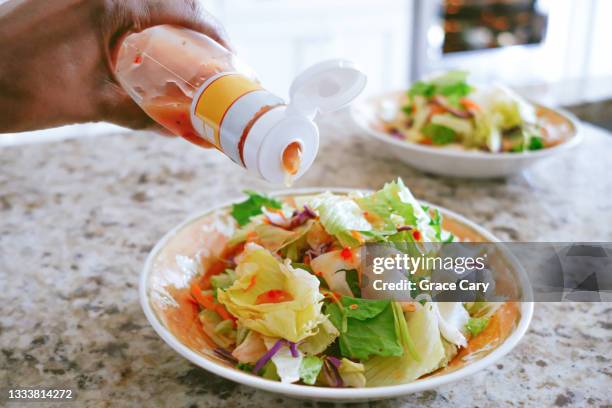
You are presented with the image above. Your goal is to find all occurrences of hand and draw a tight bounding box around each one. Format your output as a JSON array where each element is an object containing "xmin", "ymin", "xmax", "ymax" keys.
[{"xmin": 0, "ymin": 0, "xmax": 232, "ymax": 133}]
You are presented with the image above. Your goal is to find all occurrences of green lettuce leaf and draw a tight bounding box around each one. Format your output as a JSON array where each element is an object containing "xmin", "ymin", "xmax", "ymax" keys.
[
  {"xmin": 408, "ymin": 71, "xmax": 472, "ymax": 101},
  {"xmin": 326, "ymin": 297, "xmax": 403, "ymax": 360},
  {"xmin": 528, "ymin": 135, "xmax": 544, "ymax": 150},
  {"xmin": 343, "ymin": 269, "xmax": 361, "ymax": 298},
  {"xmin": 364, "ymin": 302, "xmax": 445, "ymax": 386},
  {"xmin": 466, "ymin": 316, "xmax": 490, "ymax": 336},
  {"xmin": 422, "ymin": 123, "xmax": 456, "ymax": 145},
  {"xmin": 355, "ymin": 178, "xmax": 441, "ymax": 243},
  {"xmin": 299, "ymin": 356, "xmax": 324, "ymax": 385},
  {"xmin": 307, "ymin": 192, "xmax": 371, "ymax": 247},
  {"xmin": 231, "ymin": 191, "xmax": 282, "ymax": 226},
  {"xmin": 210, "ymin": 269, "xmax": 236, "ymax": 290},
  {"xmin": 354, "ymin": 179, "xmax": 417, "ymax": 231}
]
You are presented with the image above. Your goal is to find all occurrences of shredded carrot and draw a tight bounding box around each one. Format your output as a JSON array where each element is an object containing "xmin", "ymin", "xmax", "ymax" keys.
[
  {"xmin": 199, "ymin": 260, "xmax": 226, "ymax": 290},
  {"xmin": 191, "ymin": 283, "xmax": 216, "ymax": 309},
  {"xmin": 429, "ymin": 104, "xmax": 447, "ymax": 115},
  {"xmin": 215, "ymin": 304, "xmax": 236, "ymax": 323},
  {"xmin": 191, "ymin": 283, "xmax": 236, "ymax": 325},
  {"xmin": 460, "ymin": 98, "xmax": 481, "ymax": 112},
  {"xmin": 349, "ymin": 304, "xmax": 358, "ymax": 310}
]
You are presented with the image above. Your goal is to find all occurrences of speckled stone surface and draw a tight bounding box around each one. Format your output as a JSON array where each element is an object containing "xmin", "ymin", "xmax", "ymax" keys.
[{"xmin": 0, "ymin": 112, "xmax": 611, "ymax": 407}]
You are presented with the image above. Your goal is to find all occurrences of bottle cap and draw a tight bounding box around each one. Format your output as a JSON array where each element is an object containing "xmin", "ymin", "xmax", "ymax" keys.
[{"xmin": 244, "ymin": 59, "xmax": 367, "ymax": 184}]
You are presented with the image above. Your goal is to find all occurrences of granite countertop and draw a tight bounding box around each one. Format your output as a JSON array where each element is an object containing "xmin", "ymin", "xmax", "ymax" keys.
[{"xmin": 0, "ymin": 112, "xmax": 611, "ymax": 407}]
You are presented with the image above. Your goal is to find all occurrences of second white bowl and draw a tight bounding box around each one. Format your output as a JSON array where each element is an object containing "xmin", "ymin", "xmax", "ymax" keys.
[{"xmin": 351, "ymin": 93, "xmax": 582, "ymax": 178}]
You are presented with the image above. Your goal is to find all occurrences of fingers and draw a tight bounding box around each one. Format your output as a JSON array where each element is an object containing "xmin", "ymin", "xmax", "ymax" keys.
[
  {"xmin": 97, "ymin": 0, "xmax": 233, "ymax": 131},
  {"xmin": 101, "ymin": 0, "xmax": 233, "ymax": 56}
]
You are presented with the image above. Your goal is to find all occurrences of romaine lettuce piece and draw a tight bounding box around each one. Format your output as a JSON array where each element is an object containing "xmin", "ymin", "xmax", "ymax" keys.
[
  {"xmin": 466, "ymin": 316, "xmax": 490, "ymax": 336},
  {"xmin": 298, "ymin": 317, "xmax": 339, "ymax": 355},
  {"xmin": 364, "ymin": 302, "xmax": 445, "ymax": 386},
  {"xmin": 228, "ymin": 219, "xmax": 314, "ymax": 253},
  {"xmin": 469, "ymin": 108, "xmax": 495, "ymax": 149},
  {"xmin": 408, "ymin": 71, "xmax": 472, "ymax": 101},
  {"xmin": 217, "ymin": 244, "xmax": 325, "ymax": 342},
  {"xmin": 210, "ymin": 269, "xmax": 236, "ymax": 290},
  {"xmin": 299, "ymin": 356, "xmax": 324, "ymax": 385},
  {"xmin": 198, "ymin": 309, "xmax": 236, "ymax": 349},
  {"xmin": 338, "ymin": 358, "xmax": 366, "ymax": 388},
  {"xmin": 356, "ymin": 179, "xmax": 440, "ymax": 243},
  {"xmin": 430, "ymin": 113, "xmax": 474, "ymax": 136},
  {"xmin": 307, "ymin": 192, "xmax": 372, "ymax": 247},
  {"xmin": 354, "ymin": 179, "xmax": 417, "ymax": 231},
  {"xmin": 326, "ymin": 297, "xmax": 403, "ymax": 360},
  {"xmin": 422, "ymin": 123, "xmax": 456, "ymax": 145}
]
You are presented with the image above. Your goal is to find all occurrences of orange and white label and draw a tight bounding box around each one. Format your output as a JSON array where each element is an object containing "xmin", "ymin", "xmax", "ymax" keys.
[{"xmin": 190, "ymin": 72, "xmax": 283, "ymax": 165}]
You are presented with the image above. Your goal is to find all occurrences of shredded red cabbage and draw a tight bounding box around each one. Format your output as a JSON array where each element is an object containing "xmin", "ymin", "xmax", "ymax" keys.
[
  {"xmin": 305, "ymin": 242, "xmax": 331, "ymax": 260},
  {"xmin": 397, "ymin": 225, "xmax": 413, "ymax": 232},
  {"xmin": 289, "ymin": 342, "xmax": 299, "ymax": 358},
  {"xmin": 213, "ymin": 348, "xmax": 238, "ymax": 364},
  {"xmin": 326, "ymin": 356, "xmax": 341, "ymax": 368},
  {"xmin": 388, "ymin": 127, "xmax": 404, "ymax": 140},
  {"xmin": 289, "ymin": 205, "xmax": 317, "ymax": 229},
  {"xmin": 322, "ymin": 358, "xmax": 344, "ymax": 387},
  {"xmin": 253, "ymin": 339, "xmax": 285, "ymax": 374}
]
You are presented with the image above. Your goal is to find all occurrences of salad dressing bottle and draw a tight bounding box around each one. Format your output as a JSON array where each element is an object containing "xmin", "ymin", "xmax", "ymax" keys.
[{"xmin": 114, "ymin": 25, "xmax": 366, "ymax": 184}]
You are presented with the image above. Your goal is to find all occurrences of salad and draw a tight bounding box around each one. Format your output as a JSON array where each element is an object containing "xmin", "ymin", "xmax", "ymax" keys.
[
  {"xmin": 381, "ymin": 71, "xmax": 560, "ymax": 153},
  {"xmin": 183, "ymin": 180, "xmax": 519, "ymax": 387}
]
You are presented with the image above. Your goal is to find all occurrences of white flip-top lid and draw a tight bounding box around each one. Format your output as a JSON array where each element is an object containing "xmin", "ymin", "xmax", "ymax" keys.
[
  {"xmin": 287, "ymin": 59, "xmax": 367, "ymax": 118},
  {"xmin": 244, "ymin": 59, "xmax": 366, "ymax": 184}
]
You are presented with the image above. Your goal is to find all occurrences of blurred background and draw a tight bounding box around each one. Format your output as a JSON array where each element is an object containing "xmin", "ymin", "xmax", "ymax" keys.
[
  {"xmin": 2, "ymin": 0, "xmax": 612, "ymax": 144},
  {"xmin": 206, "ymin": 0, "xmax": 612, "ymax": 129}
]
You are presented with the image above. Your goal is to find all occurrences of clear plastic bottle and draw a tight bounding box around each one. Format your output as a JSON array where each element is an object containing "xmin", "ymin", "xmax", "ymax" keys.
[{"xmin": 114, "ymin": 25, "xmax": 366, "ymax": 184}]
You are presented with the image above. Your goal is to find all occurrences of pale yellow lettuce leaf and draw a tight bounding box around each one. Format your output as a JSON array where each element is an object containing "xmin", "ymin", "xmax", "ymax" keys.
[{"xmin": 217, "ymin": 243, "xmax": 325, "ymax": 342}]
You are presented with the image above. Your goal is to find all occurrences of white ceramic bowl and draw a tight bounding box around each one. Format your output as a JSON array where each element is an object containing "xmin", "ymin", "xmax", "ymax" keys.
[
  {"xmin": 140, "ymin": 189, "xmax": 533, "ymax": 402},
  {"xmin": 351, "ymin": 92, "xmax": 583, "ymax": 178}
]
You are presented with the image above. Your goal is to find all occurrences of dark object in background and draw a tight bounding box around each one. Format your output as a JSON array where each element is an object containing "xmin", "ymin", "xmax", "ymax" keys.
[{"xmin": 442, "ymin": 0, "xmax": 548, "ymax": 53}]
